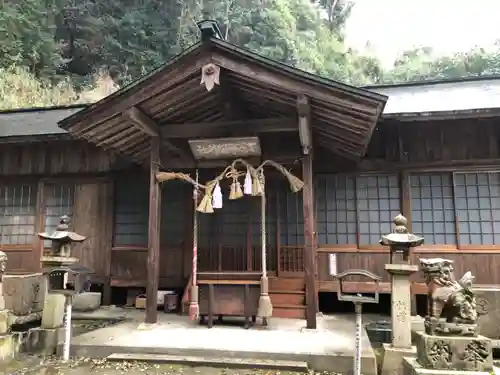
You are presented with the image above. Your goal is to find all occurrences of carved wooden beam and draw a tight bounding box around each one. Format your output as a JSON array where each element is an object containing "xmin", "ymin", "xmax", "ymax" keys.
[
  {"xmin": 123, "ymin": 106, "xmax": 192, "ymax": 161},
  {"xmin": 297, "ymin": 95, "xmax": 312, "ymax": 155},
  {"xmin": 160, "ymin": 117, "xmax": 297, "ymax": 138}
]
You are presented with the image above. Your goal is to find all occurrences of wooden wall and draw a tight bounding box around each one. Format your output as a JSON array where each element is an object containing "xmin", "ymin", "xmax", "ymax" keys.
[
  {"xmin": 2, "ymin": 116, "xmax": 500, "ymax": 297},
  {"xmin": 314, "ymin": 117, "xmax": 500, "ymax": 293},
  {"xmin": 109, "ymin": 173, "xmax": 189, "ymax": 289},
  {"xmin": 0, "ymin": 140, "xmax": 118, "ymax": 175},
  {"xmin": 0, "ymin": 141, "xmax": 118, "ymax": 297}
]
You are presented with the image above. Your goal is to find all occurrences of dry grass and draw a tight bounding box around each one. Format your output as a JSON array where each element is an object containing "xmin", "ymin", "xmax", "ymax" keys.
[{"xmin": 0, "ymin": 67, "xmax": 119, "ymax": 110}]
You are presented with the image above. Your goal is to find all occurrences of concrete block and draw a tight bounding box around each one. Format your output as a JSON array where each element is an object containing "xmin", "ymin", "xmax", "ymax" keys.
[
  {"xmin": 0, "ymin": 310, "xmax": 10, "ymax": 335},
  {"xmin": 0, "ymin": 334, "xmax": 14, "ymax": 363},
  {"xmin": 475, "ymin": 288, "xmax": 500, "ymax": 340},
  {"xmin": 73, "ymin": 292, "xmax": 101, "ymax": 312},
  {"xmin": 107, "ymin": 353, "xmax": 309, "ymax": 372},
  {"xmin": 41, "ymin": 293, "xmax": 66, "ymax": 329},
  {"xmin": 381, "ymin": 343, "xmax": 417, "ymax": 375},
  {"xmin": 25, "ymin": 327, "xmax": 62, "ymax": 355},
  {"xmin": 403, "ymin": 357, "xmax": 490, "ymax": 375},
  {"xmin": 2, "ymin": 273, "xmax": 46, "ymax": 315}
]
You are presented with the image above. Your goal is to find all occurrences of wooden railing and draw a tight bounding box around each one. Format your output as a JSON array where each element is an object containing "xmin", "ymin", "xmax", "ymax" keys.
[
  {"xmin": 198, "ymin": 245, "xmax": 277, "ymax": 273},
  {"xmin": 278, "ymin": 245, "xmax": 304, "ymax": 277}
]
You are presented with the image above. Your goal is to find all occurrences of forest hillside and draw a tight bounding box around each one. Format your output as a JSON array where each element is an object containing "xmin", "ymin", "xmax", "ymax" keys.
[{"xmin": 1, "ymin": 0, "xmax": 500, "ymax": 109}]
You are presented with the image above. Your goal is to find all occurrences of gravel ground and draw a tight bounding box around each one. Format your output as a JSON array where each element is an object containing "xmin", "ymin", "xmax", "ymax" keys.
[{"xmin": 1, "ymin": 357, "xmax": 342, "ymax": 375}]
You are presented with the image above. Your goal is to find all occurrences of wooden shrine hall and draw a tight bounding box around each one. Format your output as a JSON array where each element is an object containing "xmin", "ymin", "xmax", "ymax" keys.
[{"xmin": 57, "ymin": 20, "xmax": 388, "ymax": 329}]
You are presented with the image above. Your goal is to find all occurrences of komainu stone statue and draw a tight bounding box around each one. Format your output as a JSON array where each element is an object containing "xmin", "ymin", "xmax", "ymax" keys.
[{"xmin": 420, "ymin": 258, "xmax": 480, "ymax": 336}]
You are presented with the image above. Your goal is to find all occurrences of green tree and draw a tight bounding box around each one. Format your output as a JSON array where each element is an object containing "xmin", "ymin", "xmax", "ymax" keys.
[
  {"xmin": 2, "ymin": 0, "xmax": 500, "ymax": 112},
  {"xmin": 0, "ymin": 0, "xmax": 65, "ymax": 76},
  {"xmin": 383, "ymin": 44, "xmax": 500, "ymax": 83}
]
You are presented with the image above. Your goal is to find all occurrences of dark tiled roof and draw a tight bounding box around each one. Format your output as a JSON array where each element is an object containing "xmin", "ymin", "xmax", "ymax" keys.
[{"xmin": 0, "ymin": 106, "xmax": 84, "ymax": 138}]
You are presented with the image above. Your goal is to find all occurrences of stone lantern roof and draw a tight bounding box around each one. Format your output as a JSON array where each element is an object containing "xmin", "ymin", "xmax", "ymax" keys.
[
  {"xmin": 379, "ymin": 214, "xmax": 424, "ymax": 248},
  {"xmin": 38, "ymin": 215, "xmax": 86, "ymax": 243}
]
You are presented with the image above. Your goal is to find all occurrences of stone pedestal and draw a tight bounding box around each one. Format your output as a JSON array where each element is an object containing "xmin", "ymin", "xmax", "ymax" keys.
[
  {"xmin": 381, "ymin": 263, "xmax": 419, "ymax": 375},
  {"xmin": 2, "ymin": 273, "xmax": 46, "ymax": 316},
  {"xmin": 403, "ymin": 331, "xmax": 493, "ymax": 375},
  {"xmin": 382, "ymin": 343, "xmax": 417, "ymax": 375},
  {"xmin": 386, "ymin": 264, "xmax": 419, "ymax": 349},
  {"xmin": 402, "ymin": 357, "xmax": 490, "ymax": 375},
  {"xmin": 73, "ymin": 292, "xmax": 102, "ymax": 312},
  {"xmin": 415, "ymin": 332, "xmax": 492, "ymax": 372},
  {"xmin": 42, "ymin": 293, "xmax": 66, "ymax": 329},
  {"xmin": 473, "ymin": 287, "xmax": 500, "ymax": 340}
]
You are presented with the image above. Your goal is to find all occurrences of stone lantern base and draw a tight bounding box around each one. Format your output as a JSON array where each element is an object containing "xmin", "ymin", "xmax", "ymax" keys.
[{"xmin": 381, "ymin": 263, "xmax": 419, "ymax": 375}]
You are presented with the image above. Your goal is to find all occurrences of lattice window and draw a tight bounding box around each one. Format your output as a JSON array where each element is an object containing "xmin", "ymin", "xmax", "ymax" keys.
[
  {"xmin": 0, "ymin": 184, "xmax": 37, "ymax": 246},
  {"xmin": 315, "ymin": 174, "xmax": 357, "ymax": 245},
  {"xmin": 356, "ymin": 175, "xmax": 400, "ymax": 245},
  {"xmin": 454, "ymin": 172, "xmax": 500, "ymax": 245},
  {"xmin": 411, "ymin": 174, "xmax": 456, "ymax": 244},
  {"xmin": 217, "ymin": 196, "xmax": 248, "ymax": 247},
  {"xmin": 279, "ymin": 188, "xmax": 304, "ymax": 245},
  {"xmin": 113, "ymin": 178, "xmax": 148, "ymax": 246},
  {"xmin": 44, "ymin": 184, "xmax": 75, "ymax": 248}
]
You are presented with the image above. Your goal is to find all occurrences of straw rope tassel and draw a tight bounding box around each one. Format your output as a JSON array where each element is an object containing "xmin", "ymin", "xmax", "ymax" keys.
[
  {"xmin": 257, "ymin": 174, "xmax": 273, "ymax": 320},
  {"xmin": 189, "ymin": 169, "xmax": 200, "ymax": 321}
]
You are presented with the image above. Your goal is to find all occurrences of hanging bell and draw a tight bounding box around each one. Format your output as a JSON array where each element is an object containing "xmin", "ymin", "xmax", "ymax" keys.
[
  {"xmin": 229, "ymin": 180, "xmax": 244, "ymax": 200},
  {"xmin": 212, "ymin": 182, "xmax": 223, "ymax": 209},
  {"xmin": 244, "ymin": 169, "xmax": 252, "ymax": 195}
]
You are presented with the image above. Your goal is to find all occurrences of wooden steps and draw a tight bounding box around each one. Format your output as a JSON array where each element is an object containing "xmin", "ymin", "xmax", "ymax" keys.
[
  {"xmin": 269, "ymin": 276, "xmax": 306, "ymax": 319},
  {"xmin": 270, "ymin": 290, "xmax": 304, "ymax": 305},
  {"xmin": 273, "ymin": 304, "xmax": 306, "ymax": 319}
]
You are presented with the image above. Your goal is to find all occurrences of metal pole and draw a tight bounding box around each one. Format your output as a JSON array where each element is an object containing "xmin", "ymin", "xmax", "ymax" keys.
[
  {"xmin": 354, "ymin": 302, "xmax": 363, "ymax": 375},
  {"xmin": 62, "ymin": 295, "xmax": 72, "ymax": 361}
]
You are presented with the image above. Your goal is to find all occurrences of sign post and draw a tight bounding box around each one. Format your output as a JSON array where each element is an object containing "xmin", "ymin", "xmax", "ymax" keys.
[{"xmin": 335, "ymin": 269, "xmax": 381, "ymax": 375}]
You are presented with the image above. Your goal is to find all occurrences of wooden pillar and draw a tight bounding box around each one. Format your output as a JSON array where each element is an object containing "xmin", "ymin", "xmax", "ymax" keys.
[
  {"xmin": 146, "ymin": 137, "xmax": 161, "ymax": 324},
  {"xmin": 298, "ymin": 94, "xmax": 317, "ymax": 329},
  {"xmin": 302, "ymin": 154, "xmax": 318, "ymax": 329}
]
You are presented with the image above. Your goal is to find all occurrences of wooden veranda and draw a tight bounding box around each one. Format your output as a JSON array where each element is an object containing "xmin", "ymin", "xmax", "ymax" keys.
[{"xmin": 58, "ymin": 20, "xmax": 387, "ymax": 328}]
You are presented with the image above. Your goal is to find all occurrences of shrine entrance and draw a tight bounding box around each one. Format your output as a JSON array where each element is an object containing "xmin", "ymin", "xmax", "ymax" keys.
[{"xmin": 57, "ymin": 20, "xmax": 386, "ymax": 327}]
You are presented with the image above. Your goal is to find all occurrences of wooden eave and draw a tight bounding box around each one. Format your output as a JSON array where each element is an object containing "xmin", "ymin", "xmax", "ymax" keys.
[{"xmin": 58, "ymin": 38, "xmax": 388, "ymax": 164}]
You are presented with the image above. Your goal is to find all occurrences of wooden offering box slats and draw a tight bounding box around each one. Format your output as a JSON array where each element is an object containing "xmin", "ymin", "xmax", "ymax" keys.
[{"xmin": 198, "ymin": 271, "xmax": 261, "ymax": 329}]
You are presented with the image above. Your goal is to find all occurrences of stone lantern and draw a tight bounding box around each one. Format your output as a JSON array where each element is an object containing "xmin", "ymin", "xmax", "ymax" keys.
[
  {"xmin": 37, "ymin": 215, "xmax": 89, "ymax": 362},
  {"xmin": 380, "ymin": 214, "xmax": 423, "ymax": 375},
  {"xmin": 380, "ymin": 214, "xmax": 423, "ymax": 265},
  {"xmin": 38, "ymin": 215, "xmax": 86, "ymax": 268}
]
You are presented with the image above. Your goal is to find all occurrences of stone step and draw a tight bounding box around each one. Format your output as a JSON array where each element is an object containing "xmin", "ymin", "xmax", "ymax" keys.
[{"xmin": 106, "ymin": 353, "xmax": 309, "ymax": 372}]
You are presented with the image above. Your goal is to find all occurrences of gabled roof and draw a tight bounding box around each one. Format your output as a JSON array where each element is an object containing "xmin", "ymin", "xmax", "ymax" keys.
[
  {"xmin": 58, "ymin": 37, "xmax": 387, "ymax": 163},
  {"xmin": 4, "ymin": 75, "xmax": 500, "ymax": 144}
]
